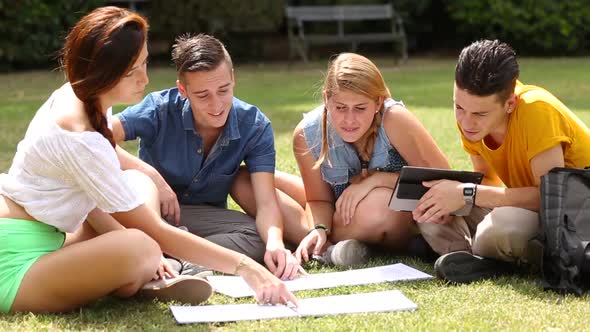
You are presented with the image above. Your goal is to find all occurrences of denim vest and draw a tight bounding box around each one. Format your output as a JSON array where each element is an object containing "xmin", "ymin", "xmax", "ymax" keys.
[{"xmin": 302, "ymin": 98, "xmax": 407, "ymax": 199}]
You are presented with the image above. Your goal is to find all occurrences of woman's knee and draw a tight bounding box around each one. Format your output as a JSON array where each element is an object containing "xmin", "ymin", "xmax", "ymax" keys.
[
  {"xmin": 332, "ymin": 189, "xmax": 409, "ymax": 244},
  {"xmin": 124, "ymin": 228, "xmax": 160, "ymax": 257},
  {"xmin": 116, "ymin": 229, "xmax": 160, "ymax": 275},
  {"xmin": 111, "ymin": 229, "xmax": 160, "ymax": 297},
  {"xmin": 353, "ymin": 188, "xmax": 396, "ymax": 224}
]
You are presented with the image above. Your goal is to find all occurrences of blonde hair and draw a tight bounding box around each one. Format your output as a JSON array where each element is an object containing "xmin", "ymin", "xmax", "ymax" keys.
[{"xmin": 315, "ymin": 53, "xmax": 391, "ymax": 172}]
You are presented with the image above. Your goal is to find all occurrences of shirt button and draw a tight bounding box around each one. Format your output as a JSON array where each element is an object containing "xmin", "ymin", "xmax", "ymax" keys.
[
  {"xmin": 193, "ymin": 178, "xmax": 198, "ymax": 183},
  {"xmin": 183, "ymin": 193, "xmax": 189, "ymax": 197},
  {"xmin": 197, "ymin": 148, "xmax": 202, "ymax": 154}
]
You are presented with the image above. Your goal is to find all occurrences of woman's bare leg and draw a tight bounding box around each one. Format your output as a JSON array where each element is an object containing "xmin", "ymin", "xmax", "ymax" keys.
[
  {"xmin": 0, "ymin": 191, "xmax": 160, "ymax": 313},
  {"xmin": 330, "ymin": 187, "xmax": 415, "ymax": 251},
  {"xmin": 11, "ymin": 229, "xmax": 161, "ymax": 313},
  {"xmin": 273, "ymin": 170, "xmax": 306, "ymax": 207}
]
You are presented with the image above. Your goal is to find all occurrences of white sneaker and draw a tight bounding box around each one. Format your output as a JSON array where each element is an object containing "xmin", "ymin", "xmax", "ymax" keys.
[
  {"xmin": 139, "ymin": 275, "xmax": 213, "ymax": 305},
  {"xmin": 314, "ymin": 239, "xmax": 370, "ymax": 267}
]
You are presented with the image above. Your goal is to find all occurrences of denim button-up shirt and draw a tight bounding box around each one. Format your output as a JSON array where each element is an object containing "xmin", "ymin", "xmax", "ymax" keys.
[{"xmin": 117, "ymin": 88, "xmax": 275, "ymax": 207}]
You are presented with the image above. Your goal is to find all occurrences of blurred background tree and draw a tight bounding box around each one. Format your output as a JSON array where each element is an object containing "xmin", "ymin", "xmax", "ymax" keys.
[
  {"xmin": 149, "ymin": 0, "xmax": 285, "ymax": 61},
  {"xmin": 1, "ymin": 0, "xmax": 589, "ymax": 70},
  {"xmin": 0, "ymin": 0, "xmax": 106, "ymax": 70},
  {"xmin": 445, "ymin": 0, "xmax": 590, "ymax": 55}
]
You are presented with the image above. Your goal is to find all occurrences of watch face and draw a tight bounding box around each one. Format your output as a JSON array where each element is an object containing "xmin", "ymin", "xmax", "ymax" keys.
[{"xmin": 463, "ymin": 187, "xmax": 474, "ymax": 196}]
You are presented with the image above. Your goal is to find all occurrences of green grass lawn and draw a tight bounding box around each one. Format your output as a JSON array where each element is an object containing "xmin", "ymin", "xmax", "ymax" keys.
[{"xmin": 1, "ymin": 57, "xmax": 590, "ymax": 331}]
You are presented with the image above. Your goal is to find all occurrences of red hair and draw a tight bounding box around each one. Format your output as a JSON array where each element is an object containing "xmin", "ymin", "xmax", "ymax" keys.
[{"xmin": 61, "ymin": 6, "xmax": 148, "ymax": 147}]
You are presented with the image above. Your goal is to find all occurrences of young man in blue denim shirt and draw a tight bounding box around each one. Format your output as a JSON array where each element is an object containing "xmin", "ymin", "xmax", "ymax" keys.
[{"xmin": 112, "ymin": 34, "xmax": 306, "ymax": 280}]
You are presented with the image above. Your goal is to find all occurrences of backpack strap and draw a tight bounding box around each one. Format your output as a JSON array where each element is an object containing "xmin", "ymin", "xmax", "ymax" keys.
[{"xmin": 581, "ymin": 241, "xmax": 590, "ymax": 275}]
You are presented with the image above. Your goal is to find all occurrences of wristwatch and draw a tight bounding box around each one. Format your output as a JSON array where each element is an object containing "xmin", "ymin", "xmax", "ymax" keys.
[{"xmin": 454, "ymin": 183, "xmax": 477, "ymax": 216}]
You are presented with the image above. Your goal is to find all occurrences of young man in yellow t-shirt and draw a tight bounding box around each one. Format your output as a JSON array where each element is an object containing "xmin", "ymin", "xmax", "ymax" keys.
[{"xmin": 413, "ymin": 39, "xmax": 590, "ymax": 283}]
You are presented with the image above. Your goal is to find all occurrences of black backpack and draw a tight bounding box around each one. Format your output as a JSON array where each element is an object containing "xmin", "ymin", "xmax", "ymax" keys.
[{"xmin": 539, "ymin": 167, "xmax": 590, "ymax": 295}]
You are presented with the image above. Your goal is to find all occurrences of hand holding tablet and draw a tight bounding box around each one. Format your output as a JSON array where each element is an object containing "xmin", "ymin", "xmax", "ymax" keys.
[{"xmin": 388, "ymin": 166, "xmax": 484, "ymax": 216}]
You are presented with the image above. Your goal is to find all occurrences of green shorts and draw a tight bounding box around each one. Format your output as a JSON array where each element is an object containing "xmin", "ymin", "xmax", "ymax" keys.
[{"xmin": 0, "ymin": 218, "xmax": 65, "ymax": 313}]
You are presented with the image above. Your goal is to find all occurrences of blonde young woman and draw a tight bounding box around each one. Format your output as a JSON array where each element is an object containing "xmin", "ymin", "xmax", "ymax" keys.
[
  {"xmin": 0, "ymin": 6, "xmax": 295, "ymax": 313},
  {"xmin": 292, "ymin": 53, "xmax": 449, "ymax": 266}
]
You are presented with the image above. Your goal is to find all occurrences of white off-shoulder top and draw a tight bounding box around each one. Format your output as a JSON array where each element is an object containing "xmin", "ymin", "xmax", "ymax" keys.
[{"xmin": 0, "ymin": 85, "xmax": 143, "ymax": 232}]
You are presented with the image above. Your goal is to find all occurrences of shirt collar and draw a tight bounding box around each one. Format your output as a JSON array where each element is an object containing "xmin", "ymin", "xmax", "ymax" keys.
[
  {"xmin": 225, "ymin": 101, "xmax": 240, "ymax": 141},
  {"xmin": 181, "ymin": 99, "xmax": 195, "ymax": 131}
]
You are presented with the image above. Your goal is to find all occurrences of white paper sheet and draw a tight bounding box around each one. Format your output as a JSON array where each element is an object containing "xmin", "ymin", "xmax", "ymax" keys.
[
  {"xmin": 171, "ymin": 290, "xmax": 417, "ymax": 324},
  {"xmin": 207, "ymin": 263, "xmax": 431, "ymax": 298}
]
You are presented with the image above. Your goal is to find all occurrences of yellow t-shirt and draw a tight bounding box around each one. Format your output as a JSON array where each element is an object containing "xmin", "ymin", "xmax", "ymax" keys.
[{"xmin": 460, "ymin": 81, "xmax": 590, "ymax": 188}]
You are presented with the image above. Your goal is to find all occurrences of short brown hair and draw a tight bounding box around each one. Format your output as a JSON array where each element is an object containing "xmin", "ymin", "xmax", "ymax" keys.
[{"xmin": 171, "ymin": 33, "xmax": 233, "ymax": 82}]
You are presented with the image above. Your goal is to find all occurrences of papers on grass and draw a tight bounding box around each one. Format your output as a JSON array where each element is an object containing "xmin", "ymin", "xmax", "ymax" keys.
[
  {"xmin": 171, "ymin": 290, "xmax": 417, "ymax": 324},
  {"xmin": 171, "ymin": 264, "xmax": 429, "ymax": 324},
  {"xmin": 207, "ymin": 263, "xmax": 432, "ymax": 298}
]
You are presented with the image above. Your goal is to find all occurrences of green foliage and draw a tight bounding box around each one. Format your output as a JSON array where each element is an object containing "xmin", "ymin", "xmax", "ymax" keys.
[
  {"xmin": 0, "ymin": 0, "xmax": 105, "ymax": 70},
  {"xmin": 149, "ymin": 0, "xmax": 285, "ymax": 61},
  {"xmin": 390, "ymin": 0, "xmax": 451, "ymax": 51},
  {"xmin": 3, "ymin": 0, "xmax": 589, "ymax": 69},
  {"xmin": 290, "ymin": 0, "xmax": 590, "ymax": 54},
  {"xmin": 445, "ymin": 0, "xmax": 590, "ymax": 54},
  {"xmin": 152, "ymin": 0, "xmax": 285, "ymax": 36}
]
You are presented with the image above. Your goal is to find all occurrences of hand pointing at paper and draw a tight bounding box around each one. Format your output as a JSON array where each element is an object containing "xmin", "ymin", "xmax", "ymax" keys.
[{"xmin": 234, "ymin": 254, "xmax": 299, "ymax": 306}]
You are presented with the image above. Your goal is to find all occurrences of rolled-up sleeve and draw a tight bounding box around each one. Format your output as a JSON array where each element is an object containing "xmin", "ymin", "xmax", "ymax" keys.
[
  {"xmin": 116, "ymin": 93, "xmax": 159, "ymax": 145},
  {"xmin": 244, "ymin": 121, "xmax": 276, "ymax": 173}
]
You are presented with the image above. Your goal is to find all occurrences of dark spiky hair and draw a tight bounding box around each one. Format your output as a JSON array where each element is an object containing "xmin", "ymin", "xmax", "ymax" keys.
[{"xmin": 455, "ymin": 39, "xmax": 519, "ymax": 102}]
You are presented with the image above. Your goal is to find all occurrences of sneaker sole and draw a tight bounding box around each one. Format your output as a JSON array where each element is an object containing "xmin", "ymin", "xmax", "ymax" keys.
[{"xmin": 139, "ymin": 277, "xmax": 213, "ymax": 305}]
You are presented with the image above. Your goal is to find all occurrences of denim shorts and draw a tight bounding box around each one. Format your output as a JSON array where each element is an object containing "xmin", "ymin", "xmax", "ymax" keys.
[{"xmin": 0, "ymin": 218, "xmax": 64, "ymax": 313}]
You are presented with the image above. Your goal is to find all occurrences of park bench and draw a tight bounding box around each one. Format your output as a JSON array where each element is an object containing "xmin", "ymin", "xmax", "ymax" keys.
[{"xmin": 285, "ymin": 4, "xmax": 407, "ymax": 63}]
